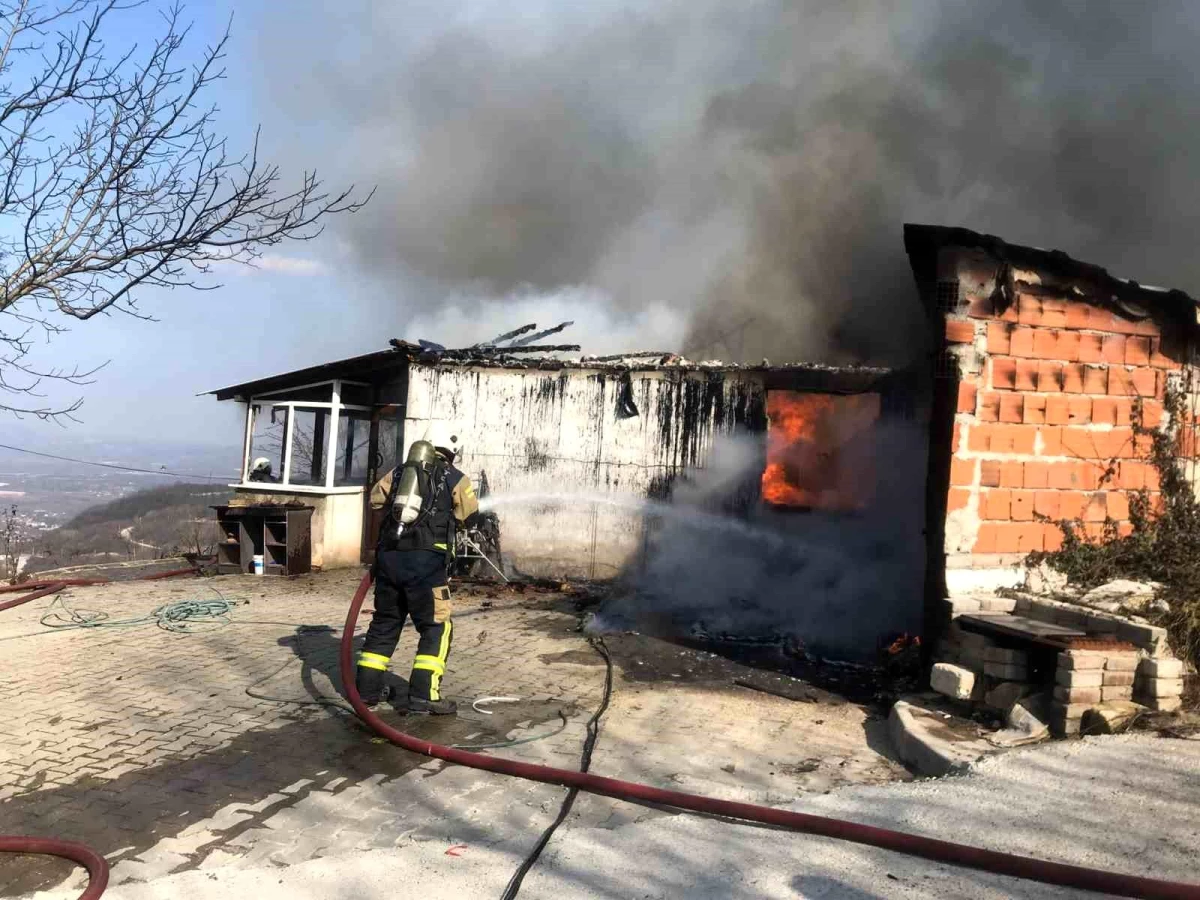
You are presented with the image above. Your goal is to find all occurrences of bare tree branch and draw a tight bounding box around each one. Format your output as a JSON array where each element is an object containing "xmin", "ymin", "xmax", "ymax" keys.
[{"xmin": 0, "ymin": 1, "xmax": 371, "ymax": 420}]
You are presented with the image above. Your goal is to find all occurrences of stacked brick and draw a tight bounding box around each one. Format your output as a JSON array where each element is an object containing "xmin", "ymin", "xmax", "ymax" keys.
[
  {"xmin": 944, "ymin": 289, "xmax": 1184, "ymax": 564},
  {"xmin": 1052, "ymin": 650, "xmax": 1140, "ymax": 735},
  {"xmin": 1136, "ymin": 657, "xmax": 1185, "ymax": 712}
]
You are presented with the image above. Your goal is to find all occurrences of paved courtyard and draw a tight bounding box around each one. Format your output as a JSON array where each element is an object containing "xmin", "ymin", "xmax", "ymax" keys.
[{"xmin": 0, "ymin": 569, "xmax": 906, "ymax": 898}]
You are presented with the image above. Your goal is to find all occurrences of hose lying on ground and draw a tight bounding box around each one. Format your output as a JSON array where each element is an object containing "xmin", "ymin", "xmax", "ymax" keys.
[
  {"xmin": 0, "ymin": 565, "xmax": 200, "ymax": 900},
  {"xmin": 0, "ymin": 566, "xmax": 201, "ymax": 614},
  {"xmin": 0, "ymin": 837, "xmax": 107, "ymax": 900},
  {"xmin": 340, "ymin": 572, "xmax": 1200, "ymax": 900}
]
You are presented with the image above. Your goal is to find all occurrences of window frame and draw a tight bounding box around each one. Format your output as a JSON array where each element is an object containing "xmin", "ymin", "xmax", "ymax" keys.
[{"xmin": 236, "ymin": 379, "xmax": 375, "ymax": 494}]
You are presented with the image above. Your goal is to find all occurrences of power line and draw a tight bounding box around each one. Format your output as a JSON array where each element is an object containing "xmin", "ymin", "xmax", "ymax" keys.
[{"xmin": 0, "ymin": 442, "xmax": 235, "ymax": 481}]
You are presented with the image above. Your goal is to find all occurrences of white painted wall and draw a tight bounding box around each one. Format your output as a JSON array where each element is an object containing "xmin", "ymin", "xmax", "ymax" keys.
[
  {"xmin": 405, "ymin": 364, "xmax": 766, "ymax": 579},
  {"xmin": 231, "ymin": 488, "xmax": 364, "ymax": 569}
]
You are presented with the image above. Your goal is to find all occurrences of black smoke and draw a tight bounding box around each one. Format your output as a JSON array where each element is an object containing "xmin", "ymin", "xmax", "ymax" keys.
[{"xmin": 250, "ymin": 0, "xmax": 1200, "ymax": 365}]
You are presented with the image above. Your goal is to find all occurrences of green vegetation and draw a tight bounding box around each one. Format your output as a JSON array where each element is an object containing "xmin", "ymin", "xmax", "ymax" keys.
[
  {"xmin": 1029, "ymin": 389, "xmax": 1200, "ymax": 670},
  {"xmin": 24, "ymin": 483, "xmax": 228, "ymax": 577}
]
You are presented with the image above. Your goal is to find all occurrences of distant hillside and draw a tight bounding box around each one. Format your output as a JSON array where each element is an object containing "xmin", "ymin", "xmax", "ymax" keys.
[
  {"xmin": 65, "ymin": 484, "xmax": 230, "ymax": 528},
  {"xmin": 24, "ymin": 483, "xmax": 229, "ymax": 576}
]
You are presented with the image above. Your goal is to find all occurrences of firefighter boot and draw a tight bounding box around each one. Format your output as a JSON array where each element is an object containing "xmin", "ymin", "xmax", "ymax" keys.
[
  {"xmin": 354, "ymin": 665, "xmax": 386, "ymax": 707},
  {"xmin": 406, "ymin": 696, "xmax": 458, "ymax": 716}
]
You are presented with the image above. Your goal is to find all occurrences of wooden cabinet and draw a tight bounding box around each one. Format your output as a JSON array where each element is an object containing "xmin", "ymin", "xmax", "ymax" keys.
[{"xmin": 212, "ymin": 505, "xmax": 313, "ymax": 576}]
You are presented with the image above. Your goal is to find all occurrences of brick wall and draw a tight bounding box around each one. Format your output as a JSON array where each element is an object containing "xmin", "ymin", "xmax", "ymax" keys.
[{"xmin": 940, "ymin": 253, "xmax": 1196, "ymax": 572}]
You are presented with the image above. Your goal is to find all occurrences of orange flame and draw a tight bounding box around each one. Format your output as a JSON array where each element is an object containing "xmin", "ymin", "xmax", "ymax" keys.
[{"xmin": 761, "ymin": 391, "xmax": 880, "ymax": 511}]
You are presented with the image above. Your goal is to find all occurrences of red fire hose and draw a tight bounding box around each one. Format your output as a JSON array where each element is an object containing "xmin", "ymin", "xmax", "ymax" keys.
[
  {"xmin": 0, "ymin": 837, "xmax": 107, "ymax": 900},
  {"xmin": 341, "ymin": 573, "xmax": 1200, "ymax": 900},
  {"xmin": 0, "ymin": 566, "xmax": 199, "ymax": 898},
  {"xmin": 0, "ymin": 567, "xmax": 201, "ymax": 613}
]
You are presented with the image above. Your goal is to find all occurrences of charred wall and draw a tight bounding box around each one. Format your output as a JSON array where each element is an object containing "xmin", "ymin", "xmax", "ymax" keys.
[{"xmin": 404, "ymin": 363, "xmax": 766, "ymax": 578}]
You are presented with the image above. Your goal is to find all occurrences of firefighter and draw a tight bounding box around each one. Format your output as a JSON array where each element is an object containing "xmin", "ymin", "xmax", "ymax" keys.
[{"xmin": 355, "ymin": 424, "xmax": 479, "ymax": 714}]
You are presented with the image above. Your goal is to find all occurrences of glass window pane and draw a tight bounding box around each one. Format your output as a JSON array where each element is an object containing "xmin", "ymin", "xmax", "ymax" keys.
[
  {"xmin": 288, "ymin": 408, "xmax": 330, "ymax": 486},
  {"xmin": 334, "ymin": 410, "xmax": 373, "ymax": 486},
  {"xmin": 247, "ymin": 404, "xmax": 287, "ymax": 483},
  {"xmin": 375, "ymin": 414, "xmax": 401, "ymax": 478}
]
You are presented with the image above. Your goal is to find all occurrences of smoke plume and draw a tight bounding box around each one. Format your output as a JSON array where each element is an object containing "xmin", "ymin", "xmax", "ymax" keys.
[
  {"xmin": 254, "ymin": 0, "xmax": 1200, "ymax": 364},
  {"xmin": 596, "ymin": 423, "xmax": 928, "ymax": 660}
]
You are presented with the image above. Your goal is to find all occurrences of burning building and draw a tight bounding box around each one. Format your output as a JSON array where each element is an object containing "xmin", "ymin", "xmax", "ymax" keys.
[{"xmin": 205, "ymin": 223, "xmax": 1200, "ymax": 660}]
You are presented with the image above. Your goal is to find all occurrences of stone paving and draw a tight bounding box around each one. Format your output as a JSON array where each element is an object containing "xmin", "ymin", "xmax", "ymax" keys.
[{"xmin": 0, "ymin": 569, "xmax": 907, "ymax": 897}]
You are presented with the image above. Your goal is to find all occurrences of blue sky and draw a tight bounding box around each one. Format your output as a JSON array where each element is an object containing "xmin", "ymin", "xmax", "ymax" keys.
[{"xmin": 6, "ymin": 2, "xmax": 397, "ymax": 448}]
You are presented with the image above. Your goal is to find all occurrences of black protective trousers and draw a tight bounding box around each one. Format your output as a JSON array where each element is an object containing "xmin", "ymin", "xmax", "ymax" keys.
[{"xmin": 359, "ymin": 549, "xmax": 454, "ymax": 701}]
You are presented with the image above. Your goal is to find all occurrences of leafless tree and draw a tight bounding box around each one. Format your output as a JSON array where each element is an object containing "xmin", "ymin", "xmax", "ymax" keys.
[
  {"xmin": 0, "ymin": 1, "xmax": 370, "ymax": 420},
  {"xmin": 2, "ymin": 502, "xmax": 22, "ymax": 582}
]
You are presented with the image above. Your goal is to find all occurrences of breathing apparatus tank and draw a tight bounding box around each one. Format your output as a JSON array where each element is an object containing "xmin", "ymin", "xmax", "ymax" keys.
[{"xmin": 391, "ymin": 440, "xmax": 438, "ymax": 535}]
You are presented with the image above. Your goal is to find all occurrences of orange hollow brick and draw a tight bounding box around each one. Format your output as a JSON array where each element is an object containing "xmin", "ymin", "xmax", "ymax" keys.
[
  {"xmin": 1059, "ymin": 491, "xmax": 1087, "ymax": 519},
  {"xmin": 1023, "ymin": 394, "xmax": 1047, "ymax": 424},
  {"xmin": 945, "ymin": 319, "xmax": 975, "ymax": 343},
  {"xmin": 991, "ymin": 358, "xmax": 1017, "ymax": 390},
  {"xmin": 958, "ymin": 380, "xmax": 978, "ymax": 414},
  {"xmin": 1011, "ymin": 490, "xmax": 1035, "ymax": 521},
  {"xmin": 1032, "ymin": 329, "xmax": 1058, "ymax": 359},
  {"xmin": 1082, "ymin": 365, "xmax": 1108, "ymax": 394},
  {"xmin": 1009, "ymin": 327, "xmax": 1035, "ymax": 357},
  {"xmin": 1034, "ymin": 490, "xmax": 1060, "ymax": 518},
  {"xmin": 1101, "ymin": 334, "xmax": 1126, "ymax": 364},
  {"xmin": 1045, "ymin": 395, "xmax": 1071, "ymax": 425},
  {"xmin": 984, "ymin": 489, "xmax": 1012, "ymax": 520},
  {"xmin": 1055, "ymin": 330, "xmax": 1081, "ymax": 361},
  {"xmin": 1084, "ymin": 493, "xmax": 1107, "ymax": 522},
  {"xmin": 999, "ymin": 393, "xmax": 1023, "ymax": 423},
  {"xmin": 948, "ymin": 487, "xmax": 971, "ymax": 512},
  {"xmin": 1065, "ymin": 302, "xmax": 1091, "ymax": 330},
  {"xmin": 1078, "ymin": 333, "xmax": 1103, "ymax": 363},
  {"xmin": 987, "ymin": 322, "xmax": 1012, "ymax": 354},
  {"xmin": 1067, "ymin": 396, "xmax": 1091, "ymax": 424},
  {"xmin": 1060, "ymin": 364, "xmax": 1084, "ymax": 394},
  {"xmin": 951, "ymin": 457, "xmax": 976, "ymax": 486},
  {"xmin": 1125, "ymin": 336, "xmax": 1151, "ymax": 366},
  {"xmin": 1000, "ymin": 460, "xmax": 1024, "ymax": 488},
  {"xmin": 973, "ymin": 523, "xmax": 999, "ymax": 554},
  {"xmin": 1044, "ymin": 523, "xmax": 1065, "ymax": 552},
  {"xmin": 1024, "ymin": 461, "xmax": 1051, "ymax": 489},
  {"xmin": 977, "ymin": 391, "xmax": 1000, "ymax": 422},
  {"xmin": 1131, "ymin": 368, "xmax": 1158, "ymax": 397},
  {"xmin": 1107, "ymin": 491, "xmax": 1130, "ymax": 521},
  {"xmin": 979, "ymin": 459, "xmax": 1001, "ymax": 487},
  {"xmin": 1039, "ymin": 297, "xmax": 1068, "ymax": 328},
  {"xmin": 1015, "ymin": 359, "xmax": 1039, "ymax": 391},
  {"xmin": 1036, "ymin": 361, "xmax": 1064, "ymax": 392}
]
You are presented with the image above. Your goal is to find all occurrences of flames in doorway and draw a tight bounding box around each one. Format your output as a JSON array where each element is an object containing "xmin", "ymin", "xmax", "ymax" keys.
[{"xmin": 761, "ymin": 391, "xmax": 881, "ymax": 511}]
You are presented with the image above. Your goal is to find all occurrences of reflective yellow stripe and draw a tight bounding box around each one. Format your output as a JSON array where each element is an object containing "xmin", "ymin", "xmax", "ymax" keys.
[
  {"xmin": 413, "ymin": 654, "xmax": 445, "ymax": 675},
  {"xmin": 433, "ymin": 542, "xmax": 448, "ymax": 550},
  {"xmin": 437, "ymin": 619, "xmax": 452, "ymax": 664},
  {"xmin": 357, "ymin": 651, "xmax": 390, "ymax": 671}
]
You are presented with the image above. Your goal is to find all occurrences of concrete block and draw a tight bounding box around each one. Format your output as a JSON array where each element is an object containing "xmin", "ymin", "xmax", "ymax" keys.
[
  {"xmin": 1053, "ymin": 685, "xmax": 1101, "ymax": 704},
  {"xmin": 983, "ymin": 680, "xmax": 1034, "ymax": 712},
  {"xmin": 1052, "ymin": 701, "xmax": 1093, "ymax": 720},
  {"xmin": 1055, "ymin": 668, "xmax": 1103, "ymax": 688},
  {"xmin": 1101, "ymin": 686, "xmax": 1134, "ymax": 702},
  {"xmin": 1080, "ymin": 701, "xmax": 1146, "ymax": 735},
  {"xmin": 984, "ymin": 647, "xmax": 1029, "ymax": 665},
  {"xmin": 1025, "ymin": 600, "xmax": 1060, "ymax": 624},
  {"xmin": 944, "ymin": 597, "xmax": 982, "ymax": 617},
  {"xmin": 930, "ymin": 663, "xmax": 979, "ymax": 701},
  {"xmin": 1139, "ymin": 658, "xmax": 1184, "ymax": 679},
  {"xmin": 984, "ymin": 662, "xmax": 1028, "ymax": 680},
  {"xmin": 1057, "ymin": 651, "xmax": 1105, "ymax": 670},
  {"xmin": 980, "ymin": 596, "xmax": 1018, "ymax": 613},
  {"xmin": 1102, "ymin": 671, "xmax": 1135, "ymax": 687},
  {"xmin": 1138, "ymin": 678, "xmax": 1184, "ymax": 698},
  {"xmin": 1117, "ymin": 621, "xmax": 1169, "ymax": 652},
  {"xmin": 1013, "ymin": 595, "xmax": 1032, "ymax": 614},
  {"xmin": 1086, "ymin": 615, "xmax": 1120, "ymax": 635},
  {"xmin": 1104, "ymin": 654, "xmax": 1139, "ymax": 672},
  {"xmin": 1140, "ymin": 696, "xmax": 1183, "ymax": 713},
  {"xmin": 1054, "ymin": 606, "xmax": 1091, "ymax": 628}
]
